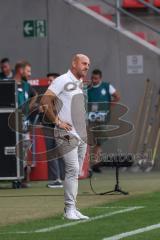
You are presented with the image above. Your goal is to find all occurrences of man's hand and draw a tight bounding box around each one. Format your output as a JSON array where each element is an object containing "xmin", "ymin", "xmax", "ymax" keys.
[
  {"xmin": 56, "ymin": 118, "xmax": 72, "ymax": 131},
  {"xmin": 40, "ymin": 90, "xmax": 72, "ymax": 131}
]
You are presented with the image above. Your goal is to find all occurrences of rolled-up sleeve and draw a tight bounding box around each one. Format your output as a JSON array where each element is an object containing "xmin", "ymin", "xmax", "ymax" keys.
[
  {"xmin": 48, "ymin": 77, "xmax": 64, "ymax": 96},
  {"xmin": 109, "ymin": 84, "xmax": 116, "ymax": 95}
]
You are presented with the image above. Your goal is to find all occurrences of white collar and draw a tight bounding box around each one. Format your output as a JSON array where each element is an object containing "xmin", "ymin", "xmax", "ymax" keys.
[
  {"xmin": 67, "ymin": 70, "xmax": 82, "ymax": 83},
  {"xmin": 7, "ymin": 72, "xmax": 13, "ymax": 78},
  {"xmin": 92, "ymin": 82, "xmax": 102, "ymax": 88}
]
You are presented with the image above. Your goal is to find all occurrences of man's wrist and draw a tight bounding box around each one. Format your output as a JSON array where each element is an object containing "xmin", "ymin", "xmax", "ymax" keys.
[{"xmin": 54, "ymin": 118, "xmax": 61, "ymax": 127}]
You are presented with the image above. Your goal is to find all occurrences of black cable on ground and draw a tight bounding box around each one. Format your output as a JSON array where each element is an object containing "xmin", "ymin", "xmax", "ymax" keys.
[{"xmin": 89, "ymin": 169, "xmax": 106, "ymax": 195}]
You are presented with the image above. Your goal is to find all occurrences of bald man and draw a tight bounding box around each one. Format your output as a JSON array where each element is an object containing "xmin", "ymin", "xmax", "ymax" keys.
[{"xmin": 41, "ymin": 54, "xmax": 90, "ymax": 220}]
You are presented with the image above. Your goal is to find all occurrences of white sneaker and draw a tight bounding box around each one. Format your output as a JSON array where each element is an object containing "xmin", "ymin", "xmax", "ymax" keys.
[
  {"xmin": 64, "ymin": 208, "xmax": 80, "ymax": 220},
  {"xmin": 75, "ymin": 209, "xmax": 89, "ymax": 220}
]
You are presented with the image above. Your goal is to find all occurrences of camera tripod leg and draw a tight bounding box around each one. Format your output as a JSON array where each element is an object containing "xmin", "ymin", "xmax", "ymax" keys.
[
  {"xmin": 100, "ymin": 186, "xmax": 128, "ymax": 195},
  {"xmin": 100, "ymin": 167, "xmax": 129, "ymax": 195}
]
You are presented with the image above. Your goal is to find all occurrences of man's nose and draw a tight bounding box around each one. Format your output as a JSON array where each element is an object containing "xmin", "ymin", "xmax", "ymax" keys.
[{"xmin": 86, "ymin": 66, "xmax": 89, "ymax": 70}]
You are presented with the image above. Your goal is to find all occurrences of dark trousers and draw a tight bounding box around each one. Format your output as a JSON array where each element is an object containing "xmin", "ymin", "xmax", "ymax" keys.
[{"xmin": 45, "ymin": 129, "xmax": 65, "ymax": 181}]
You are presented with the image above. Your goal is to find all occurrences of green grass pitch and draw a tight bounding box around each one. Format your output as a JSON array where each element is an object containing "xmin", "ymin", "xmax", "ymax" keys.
[{"xmin": 0, "ymin": 171, "xmax": 160, "ymax": 240}]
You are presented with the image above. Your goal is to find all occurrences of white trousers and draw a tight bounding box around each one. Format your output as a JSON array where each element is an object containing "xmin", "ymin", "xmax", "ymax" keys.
[{"xmin": 63, "ymin": 140, "xmax": 87, "ymax": 209}]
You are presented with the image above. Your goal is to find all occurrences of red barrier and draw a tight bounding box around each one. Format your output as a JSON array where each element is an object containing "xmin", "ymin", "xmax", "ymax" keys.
[
  {"xmin": 30, "ymin": 128, "xmax": 48, "ymax": 180},
  {"xmin": 30, "ymin": 131, "xmax": 90, "ymax": 180},
  {"xmin": 79, "ymin": 145, "xmax": 90, "ymax": 179}
]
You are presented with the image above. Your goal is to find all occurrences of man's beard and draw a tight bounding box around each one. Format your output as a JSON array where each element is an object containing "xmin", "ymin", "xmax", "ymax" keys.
[{"xmin": 22, "ymin": 76, "xmax": 27, "ymax": 81}]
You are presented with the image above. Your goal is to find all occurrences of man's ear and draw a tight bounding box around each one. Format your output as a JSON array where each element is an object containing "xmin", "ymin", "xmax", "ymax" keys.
[{"xmin": 72, "ymin": 60, "xmax": 76, "ymax": 68}]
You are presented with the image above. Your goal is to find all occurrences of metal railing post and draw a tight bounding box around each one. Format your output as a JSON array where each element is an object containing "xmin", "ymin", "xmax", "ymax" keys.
[
  {"xmin": 102, "ymin": 0, "xmax": 160, "ymax": 35},
  {"xmin": 116, "ymin": 0, "xmax": 121, "ymax": 29}
]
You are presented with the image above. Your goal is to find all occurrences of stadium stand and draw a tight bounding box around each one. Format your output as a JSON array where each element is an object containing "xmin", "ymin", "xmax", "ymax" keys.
[
  {"xmin": 87, "ymin": 5, "xmax": 102, "ymax": 14},
  {"xmin": 154, "ymin": 0, "xmax": 160, "ymax": 7},
  {"xmin": 148, "ymin": 39, "xmax": 157, "ymax": 45},
  {"xmin": 80, "ymin": 0, "xmax": 160, "ymax": 47},
  {"xmin": 134, "ymin": 32, "xmax": 147, "ymax": 39},
  {"xmin": 102, "ymin": 13, "xmax": 113, "ymax": 20},
  {"xmin": 122, "ymin": 0, "xmax": 150, "ymax": 9},
  {"xmin": 87, "ymin": 4, "xmax": 113, "ymax": 21},
  {"xmin": 133, "ymin": 32, "xmax": 157, "ymax": 46}
]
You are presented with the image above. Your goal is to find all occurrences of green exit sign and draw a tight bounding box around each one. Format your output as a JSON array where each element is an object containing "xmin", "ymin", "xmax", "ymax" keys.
[{"xmin": 23, "ymin": 20, "xmax": 47, "ymax": 38}]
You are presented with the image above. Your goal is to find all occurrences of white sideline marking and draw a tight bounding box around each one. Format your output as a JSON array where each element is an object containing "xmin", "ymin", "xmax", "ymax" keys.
[
  {"xmin": 35, "ymin": 207, "xmax": 143, "ymax": 233},
  {"xmin": 103, "ymin": 223, "xmax": 160, "ymax": 240},
  {"xmin": 94, "ymin": 206, "xmax": 144, "ymax": 209},
  {"xmin": 0, "ymin": 206, "xmax": 143, "ymax": 235}
]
